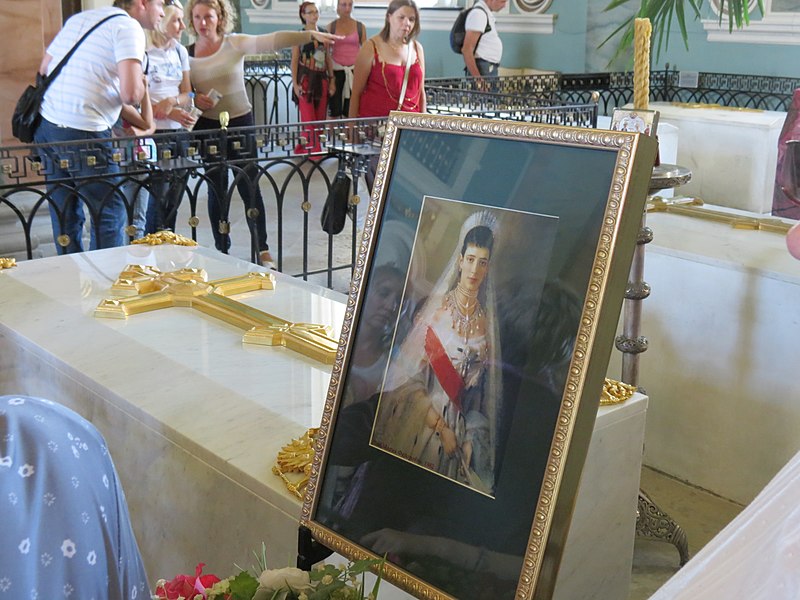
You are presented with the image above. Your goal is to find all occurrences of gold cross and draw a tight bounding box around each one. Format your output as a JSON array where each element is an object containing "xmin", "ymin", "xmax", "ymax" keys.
[{"xmin": 94, "ymin": 265, "xmax": 338, "ymax": 364}]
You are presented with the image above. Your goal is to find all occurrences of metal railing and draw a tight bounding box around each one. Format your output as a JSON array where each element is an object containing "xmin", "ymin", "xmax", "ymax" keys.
[
  {"xmin": 1, "ymin": 95, "xmax": 597, "ymax": 288},
  {"xmin": 428, "ymin": 66, "xmax": 800, "ymax": 115}
]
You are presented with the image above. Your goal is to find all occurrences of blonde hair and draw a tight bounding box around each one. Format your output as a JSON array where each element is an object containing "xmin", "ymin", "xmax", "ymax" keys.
[
  {"xmin": 148, "ymin": 0, "xmax": 185, "ymax": 48},
  {"xmin": 186, "ymin": 0, "xmax": 236, "ymax": 37}
]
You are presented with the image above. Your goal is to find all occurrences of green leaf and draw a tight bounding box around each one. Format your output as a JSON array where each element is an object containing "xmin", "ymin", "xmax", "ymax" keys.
[
  {"xmin": 228, "ymin": 571, "xmax": 260, "ymax": 600},
  {"xmin": 602, "ymin": 0, "xmax": 762, "ymax": 65}
]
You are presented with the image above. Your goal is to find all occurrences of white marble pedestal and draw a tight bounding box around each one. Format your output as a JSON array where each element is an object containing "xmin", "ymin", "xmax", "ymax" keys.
[
  {"xmin": 0, "ymin": 246, "xmax": 647, "ymax": 598},
  {"xmin": 643, "ymin": 101, "xmax": 785, "ymax": 213}
]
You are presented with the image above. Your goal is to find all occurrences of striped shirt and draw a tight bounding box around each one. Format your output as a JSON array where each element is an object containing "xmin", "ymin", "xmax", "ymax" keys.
[{"xmin": 40, "ymin": 7, "xmax": 146, "ymax": 131}]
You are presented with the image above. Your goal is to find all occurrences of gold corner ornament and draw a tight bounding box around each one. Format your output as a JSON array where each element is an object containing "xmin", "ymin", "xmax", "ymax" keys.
[
  {"xmin": 94, "ymin": 265, "xmax": 338, "ymax": 364},
  {"xmin": 131, "ymin": 231, "xmax": 198, "ymax": 246},
  {"xmin": 272, "ymin": 428, "xmax": 318, "ymax": 500},
  {"xmin": 600, "ymin": 378, "xmax": 637, "ymax": 405},
  {"xmin": 0, "ymin": 257, "xmax": 16, "ymax": 270}
]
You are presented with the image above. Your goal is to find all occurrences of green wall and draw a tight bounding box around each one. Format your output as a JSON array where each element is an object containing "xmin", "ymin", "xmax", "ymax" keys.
[{"xmin": 239, "ymin": 0, "xmax": 800, "ymax": 78}]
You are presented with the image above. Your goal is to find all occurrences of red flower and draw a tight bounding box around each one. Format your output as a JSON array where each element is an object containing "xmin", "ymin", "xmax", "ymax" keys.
[{"xmin": 155, "ymin": 563, "xmax": 222, "ymax": 600}]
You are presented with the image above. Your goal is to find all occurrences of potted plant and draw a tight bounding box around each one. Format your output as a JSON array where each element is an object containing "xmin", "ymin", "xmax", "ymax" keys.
[{"xmin": 602, "ymin": 0, "xmax": 765, "ymax": 63}]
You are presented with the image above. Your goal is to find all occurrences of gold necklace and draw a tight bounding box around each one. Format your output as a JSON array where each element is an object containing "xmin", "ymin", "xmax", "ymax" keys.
[{"xmin": 379, "ymin": 42, "xmax": 419, "ymax": 110}]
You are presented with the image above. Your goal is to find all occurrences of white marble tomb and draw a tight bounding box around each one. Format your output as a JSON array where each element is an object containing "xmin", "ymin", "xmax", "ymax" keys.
[
  {"xmin": 643, "ymin": 101, "xmax": 785, "ymax": 214},
  {"xmin": 0, "ymin": 245, "xmax": 647, "ymax": 598}
]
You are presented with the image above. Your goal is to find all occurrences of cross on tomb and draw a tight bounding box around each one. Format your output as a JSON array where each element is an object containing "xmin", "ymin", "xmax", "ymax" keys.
[{"xmin": 94, "ymin": 265, "xmax": 338, "ymax": 364}]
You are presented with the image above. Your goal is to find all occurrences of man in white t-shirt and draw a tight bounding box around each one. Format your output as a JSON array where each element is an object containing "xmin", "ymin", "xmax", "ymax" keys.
[
  {"xmin": 34, "ymin": 0, "xmax": 164, "ymax": 254},
  {"xmin": 462, "ymin": 0, "xmax": 506, "ymax": 81}
]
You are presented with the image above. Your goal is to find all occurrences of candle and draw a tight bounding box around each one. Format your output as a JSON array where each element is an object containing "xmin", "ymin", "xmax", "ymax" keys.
[{"xmin": 633, "ymin": 18, "xmax": 651, "ymax": 111}]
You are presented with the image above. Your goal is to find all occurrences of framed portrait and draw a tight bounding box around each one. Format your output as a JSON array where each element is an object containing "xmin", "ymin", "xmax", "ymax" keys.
[
  {"xmin": 610, "ymin": 108, "xmax": 659, "ymax": 136},
  {"xmin": 302, "ymin": 113, "xmax": 657, "ymax": 599}
]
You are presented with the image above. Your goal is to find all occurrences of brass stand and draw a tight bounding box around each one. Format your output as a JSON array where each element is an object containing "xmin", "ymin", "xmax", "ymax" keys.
[{"xmin": 620, "ymin": 164, "xmax": 692, "ymax": 566}]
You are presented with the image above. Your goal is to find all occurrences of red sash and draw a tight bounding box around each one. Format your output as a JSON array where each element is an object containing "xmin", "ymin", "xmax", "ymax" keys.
[{"xmin": 424, "ymin": 326, "xmax": 464, "ymax": 412}]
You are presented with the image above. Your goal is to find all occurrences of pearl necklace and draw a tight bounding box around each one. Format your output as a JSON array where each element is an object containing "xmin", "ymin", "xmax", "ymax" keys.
[{"xmin": 445, "ymin": 289, "xmax": 485, "ymax": 339}]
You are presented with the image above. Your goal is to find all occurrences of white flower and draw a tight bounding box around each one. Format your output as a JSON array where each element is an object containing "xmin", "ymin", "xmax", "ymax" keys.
[
  {"xmin": 43, "ymin": 493, "xmax": 56, "ymax": 506},
  {"xmin": 87, "ymin": 551, "xmax": 97, "ymax": 565},
  {"xmin": 0, "ymin": 456, "xmax": 11, "ymax": 468},
  {"xmin": 8, "ymin": 397, "xmax": 25, "ymax": 405},
  {"xmin": 0, "ymin": 577, "xmax": 10, "ymax": 592},
  {"xmin": 8, "ymin": 492, "xmax": 18, "ymax": 505},
  {"xmin": 33, "ymin": 414, "xmax": 44, "ymax": 423},
  {"xmin": 40, "ymin": 552, "xmax": 52, "ymax": 567},
  {"xmin": 257, "ymin": 567, "xmax": 312, "ymax": 593},
  {"xmin": 18, "ymin": 464, "xmax": 34, "ymax": 478},
  {"xmin": 102, "ymin": 474, "xmax": 109, "ymax": 489},
  {"xmin": 61, "ymin": 539, "xmax": 76, "ymax": 558},
  {"xmin": 18, "ymin": 538, "xmax": 30, "ymax": 554},
  {"xmin": 63, "ymin": 583, "xmax": 74, "ymax": 597}
]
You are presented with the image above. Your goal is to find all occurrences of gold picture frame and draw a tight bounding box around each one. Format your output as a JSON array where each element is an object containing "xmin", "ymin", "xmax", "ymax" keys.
[{"xmin": 301, "ymin": 113, "xmax": 657, "ymax": 599}]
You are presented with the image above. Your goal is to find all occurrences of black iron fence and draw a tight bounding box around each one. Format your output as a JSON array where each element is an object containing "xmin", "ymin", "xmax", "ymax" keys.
[
  {"xmin": 427, "ymin": 66, "xmax": 800, "ymax": 116},
  {"xmin": 5, "ymin": 65, "xmax": 790, "ymax": 286},
  {"xmin": 0, "ymin": 96, "xmax": 597, "ymax": 288}
]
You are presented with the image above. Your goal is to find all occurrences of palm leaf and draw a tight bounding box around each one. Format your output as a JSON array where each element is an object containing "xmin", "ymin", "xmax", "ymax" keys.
[{"xmin": 601, "ymin": 0, "xmax": 764, "ymax": 66}]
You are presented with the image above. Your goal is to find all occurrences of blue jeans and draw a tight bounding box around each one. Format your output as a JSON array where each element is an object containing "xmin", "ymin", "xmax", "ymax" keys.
[
  {"xmin": 475, "ymin": 58, "xmax": 499, "ymax": 77},
  {"xmin": 34, "ymin": 118, "xmax": 126, "ymax": 254}
]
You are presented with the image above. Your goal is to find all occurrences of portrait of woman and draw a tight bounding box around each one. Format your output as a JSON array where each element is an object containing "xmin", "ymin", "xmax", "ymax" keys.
[{"xmin": 371, "ymin": 207, "xmax": 502, "ymax": 496}]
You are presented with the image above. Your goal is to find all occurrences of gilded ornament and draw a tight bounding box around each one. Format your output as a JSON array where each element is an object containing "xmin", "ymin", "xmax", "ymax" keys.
[
  {"xmin": 0, "ymin": 257, "xmax": 17, "ymax": 270},
  {"xmin": 95, "ymin": 265, "xmax": 338, "ymax": 364},
  {"xmin": 647, "ymin": 197, "xmax": 792, "ymax": 233},
  {"xmin": 272, "ymin": 428, "xmax": 318, "ymax": 499},
  {"xmin": 219, "ymin": 111, "xmax": 230, "ymax": 129},
  {"xmin": 57, "ymin": 234, "xmax": 71, "ymax": 247},
  {"xmin": 125, "ymin": 225, "xmax": 137, "ymax": 237},
  {"xmin": 188, "ymin": 216, "xmax": 200, "ymax": 228},
  {"xmin": 131, "ymin": 231, "xmax": 198, "ymax": 246},
  {"xmin": 301, "ymin": 201, "xmax": 311, "ymax": 213},
  {"xmin": 600, "ymin": 378, "xmax": 637, "ymax": 405}
]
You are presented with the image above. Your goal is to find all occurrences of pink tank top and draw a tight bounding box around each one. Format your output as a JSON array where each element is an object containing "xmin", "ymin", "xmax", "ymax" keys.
[{"xmin": 331, "ymin": 29, "xmax": 361, "ymax": 66}]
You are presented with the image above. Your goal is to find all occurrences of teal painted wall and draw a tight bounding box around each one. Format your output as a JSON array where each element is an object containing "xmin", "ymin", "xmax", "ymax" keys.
[{"xmin": 238, "ymin": 0, "xmax": 800, "ymax": 78}]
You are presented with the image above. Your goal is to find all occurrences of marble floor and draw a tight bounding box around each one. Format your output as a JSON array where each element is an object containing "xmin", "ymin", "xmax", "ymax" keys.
[{"xmin": 628, "ymin": 467, "xmax": 744, "ymax": 599}]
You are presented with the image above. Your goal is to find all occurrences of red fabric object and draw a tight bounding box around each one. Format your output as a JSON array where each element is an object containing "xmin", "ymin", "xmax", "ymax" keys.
[
  {"xmin": 357, "ymin": 41, "xmax": 423, "ymax": 117},
  {"xmin": 424, "ymin": 325, "xmax": 464, "ymax": 411},
  {"xmin": 155, "ymin": 563, "xmax": 221, "ymax": 600},
  {"xmin": 295, "ymin": 78, "xmax": 329, "ymax": 155}
]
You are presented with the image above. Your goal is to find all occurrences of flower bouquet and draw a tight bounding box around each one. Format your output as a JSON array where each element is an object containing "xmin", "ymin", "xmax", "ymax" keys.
[{"xmin": 153, "ymin": 547, "xmax": 384, "ymax": 600}]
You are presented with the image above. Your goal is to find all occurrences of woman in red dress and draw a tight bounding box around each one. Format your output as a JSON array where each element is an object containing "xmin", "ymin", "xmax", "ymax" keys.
[{"xmin": 348, "ymin": 0, "xmax": 425, "ymax": 120}]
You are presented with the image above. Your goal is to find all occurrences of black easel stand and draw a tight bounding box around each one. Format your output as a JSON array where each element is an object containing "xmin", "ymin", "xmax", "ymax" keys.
[{"xmin": 297, "ymin": 525, "xmax": 333, "ymax": 571}]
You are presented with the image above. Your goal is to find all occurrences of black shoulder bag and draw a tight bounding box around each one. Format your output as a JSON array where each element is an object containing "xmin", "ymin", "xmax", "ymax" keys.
[{"xmin": 12, "ymin": 13, "xmax": 124, "ymax": 143}]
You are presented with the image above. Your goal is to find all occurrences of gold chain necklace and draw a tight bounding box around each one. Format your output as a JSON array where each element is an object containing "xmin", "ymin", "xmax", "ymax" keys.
[{"xmin": 379, "ymin": 42, "xmax": 419, "ymax": 110}]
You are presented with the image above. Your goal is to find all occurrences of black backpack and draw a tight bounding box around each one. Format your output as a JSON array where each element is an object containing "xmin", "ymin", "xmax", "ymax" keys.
[{"xmin": 449, "ymin": 5, "xmax": 490, "ymax": 54}]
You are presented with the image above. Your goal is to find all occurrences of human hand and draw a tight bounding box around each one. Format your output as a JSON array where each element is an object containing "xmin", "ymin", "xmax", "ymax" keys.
[
  {"xmin": 293, "ymin": 81, "xmax": 303, "ymax": 99},
  {"xmin": 440, "ymin": 426, "xmax": 457, "ymax": 455},
  {"xmin": 194, "ymin": 92, "xmax": 215, "ymax": 111},
  {"xmin": 171, "ymin": 107, "xmax": 198, "ymax": 129},
  {"xmin": 328, "ymin": 78, "xmax": 336, "ymax": 97},
  {"xmin": 153, "ymin": 97, "xmax": 176, "ymax": 120},
  {"xmin": 311, "ymin": 30, "xmax": 343, "ymax": 46}
]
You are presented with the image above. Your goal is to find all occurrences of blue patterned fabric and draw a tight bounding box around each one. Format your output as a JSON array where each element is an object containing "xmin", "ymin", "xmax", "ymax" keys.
[{"xmin": 0, "ymin": 395, "xmax": 150, "ymax": 599}]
